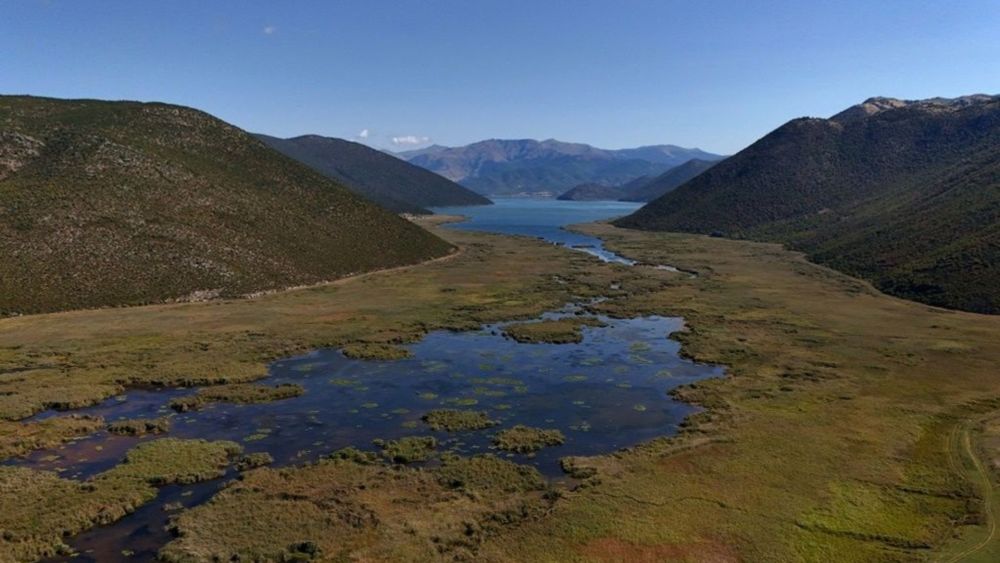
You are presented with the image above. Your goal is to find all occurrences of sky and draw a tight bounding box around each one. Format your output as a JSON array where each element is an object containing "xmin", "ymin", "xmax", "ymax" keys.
[{"xmin": 3, "ymin": 1, "xmax": 999, "ymax": 154}]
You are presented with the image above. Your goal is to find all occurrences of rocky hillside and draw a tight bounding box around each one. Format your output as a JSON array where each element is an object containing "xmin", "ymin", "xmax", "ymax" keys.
[
  {"xmin": 399, "ymin": 139, "xmax": 721, "ymax": 196},
  {"xmin": 0, "ymin": 96, "xmax": 453, "ymax": 314},
  {"xmin": 255, "ymin": 134, "xmax": 491, "ymax": 214},
  {"xmin": 617, "ymin": 95, "xmax": 1000, "ymax": 314}
]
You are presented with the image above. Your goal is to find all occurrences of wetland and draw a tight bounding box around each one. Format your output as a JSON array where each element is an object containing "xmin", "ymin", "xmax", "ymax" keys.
[
  {"xmin": 2, "ymin": 199, "xmax": 724, "ymax": 561},
  {"xmin": 4, "ymin": 200, "xmax": 1000, "ymax": 561}
]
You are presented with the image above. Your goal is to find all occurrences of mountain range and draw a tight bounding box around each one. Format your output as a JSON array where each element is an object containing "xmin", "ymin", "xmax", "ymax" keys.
[
  {"xmin": 255, "ymin": 134, "xmax": 491, "ymax": 214},
  {"xmin": 397, "ymin": 139, "xmax": 722, "ymax": 196},
  {"xmin": 0, "ymin": 96, "xmax": 452, "ymax": 315},
  {"xmin": 617, "ymin": 94, "xmax": 1000, "ymax": 314}
]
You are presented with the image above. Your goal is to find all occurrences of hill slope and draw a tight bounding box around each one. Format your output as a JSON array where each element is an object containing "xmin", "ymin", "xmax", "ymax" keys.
[
  {"xmin": 556, "ymin": 182, "xmax": 624, "ymax": 201},
  {"xmin": 399, "ymin": 139, "xmax": 721, "ymax": 196},
  {"xmin": 620, "ymin": 158, "xmax": 719, "ymax": 202},
  {"xmin": 0, "ymin": 96, "xmax": 453, "ymax": 314},
  {"xmin": 616, "ymin": 95, "xmax": 1000, "ymax": 313},
  {"xmin": 255, "ymin": 134, "xmax": 491, "ymax": 214}
]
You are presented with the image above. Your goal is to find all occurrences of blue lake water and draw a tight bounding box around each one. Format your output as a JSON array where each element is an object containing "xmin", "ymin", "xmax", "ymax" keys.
[
  {"xmin": 18, "ymin": 198, "xmax": 722, "ymax": 562},
  {"xmin": 433, "ymin": 198, "xmax": 643, "ymax": 263}
]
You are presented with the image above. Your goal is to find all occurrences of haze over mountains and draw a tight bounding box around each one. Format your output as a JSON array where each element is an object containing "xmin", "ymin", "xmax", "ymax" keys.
[
  {"xmin": 618, "ymin": 94, "xmax": 1000, "ymax": 314},
  {"xmin": 255, "ymin": 134, "xmax": 491, "ymax": 214},
  {"xmin": 0, "ymin": 96, "xmax": 452, "ymax": 314},
  {"xmin": 397, "ymin": 139, "xmax": 722, "ymax": 196}
]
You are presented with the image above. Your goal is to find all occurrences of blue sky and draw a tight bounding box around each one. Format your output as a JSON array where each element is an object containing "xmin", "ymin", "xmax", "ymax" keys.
[{"xmin": 3, "ymin": 1, "xmax": 998, "ymax": 154}]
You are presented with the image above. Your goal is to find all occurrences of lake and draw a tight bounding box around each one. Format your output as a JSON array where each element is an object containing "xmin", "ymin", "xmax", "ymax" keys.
[{"xmin": 433, "ymin": 197, "xmax": 643, "ymax": 263}]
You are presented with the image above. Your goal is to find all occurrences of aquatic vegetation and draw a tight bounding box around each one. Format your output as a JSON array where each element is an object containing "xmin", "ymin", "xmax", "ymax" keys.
[
  {"xmin": 469, "ymin": 376, "xmax": 523, "ymax": 386},
  {"xmin": 170, "ymin": 383, "xmax": 304, "ymax": 411},
  {"xmin": 443, "ymin": 397, "xmax": 479, "ymax": 407},
  {"xmin": 243, "ymin": 430, "xmax": 271, "ymax": 442},
  {"xmin": 101, "ymin": 438, "xmax": 242, "ymax": 485},
  {"xmin": 493, "ymin": 425, "xmax": 566, "ymax": 453},
  {"xmin": 503, "ymin": 317, "xmax": 606, "ymax": 344},
  {"xmin": 0, "ymin": 438, "xmax": 241, "ymax": 561},
  {"xmin": 632, "ymin": 404, "xmax": 647, "ymax": 412},
  {"xmin": 323, "ymin": 446, "xmax": 379, "ymax": 465},
  {"xmin": 0, "ymin": 415, "xmax": 104, "ymax": 460},
  {"xmin": 422, "ymin": 409, "xmax": 498, "ymax": 432},
  {"xmin": 373, "ymin": 436, "xmax": 437, "ymax": 463},
  {"xmin": 168, "ymin": 395, "xmax": 203, "ymax": 413},
  {"xmin": 420, "ymin": 360, "xmax": 449, "ymax": 373},
  {"xmin": 158, "ymin": 453, "xmax": 554, "ymax": 562},
  {"xmin": 340, "ymin": 342, "xmax": 411, "ymax": 361},
  {"xmin": 199, "ymin": 383, "xmax": 304, "ymax": 404},
  {"xmin": 417, "ymin": 392, "xmax": 439, "ymax": 400},
  {"xmin": 329, "ymin": 377, "xmax": 354, "ymax": 386},
  {"xmin": 559, "ymin": 456, "xmax": 598, "ymax": 480},
  {"xmin": 629, "ymin": 342, "xmax": 652, "ymax": 352},
  {"xmin": 436, "ymin": 453, "xmax": 546, "ymax": 493},
  {"xmin": 106, "ymin": 417, "xmax": 171, "ymax": 436},
  {"xmin": 563, "ymin": 374, "xmax": 588, "ymax": 382},
  {"xmin": 235, "ymin": 452, "xmax": 274, "ymax": 471},
  {"xmin": 360, "ymin": 402, "xmax": 379, "ymax": 409},
  {"xmin": 472, "ymin": 386, "xmax": 507, "ymax": 397}
]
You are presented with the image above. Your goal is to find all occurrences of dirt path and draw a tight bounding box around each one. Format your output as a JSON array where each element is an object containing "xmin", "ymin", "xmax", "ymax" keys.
[{"xmin": 942, "ymin": 416, "xmax": 999, "ymax": 562}]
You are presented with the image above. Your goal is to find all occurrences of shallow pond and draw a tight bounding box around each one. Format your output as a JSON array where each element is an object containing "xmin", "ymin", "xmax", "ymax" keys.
[{"xmin": 12, "ymin": 198, "xmax": 722, "ymax": 562}]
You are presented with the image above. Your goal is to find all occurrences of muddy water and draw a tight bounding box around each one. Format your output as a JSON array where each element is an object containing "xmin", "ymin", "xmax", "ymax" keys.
[{"xmin": 12, "ymin": 199, "xmax": 723, "ymax": 562}]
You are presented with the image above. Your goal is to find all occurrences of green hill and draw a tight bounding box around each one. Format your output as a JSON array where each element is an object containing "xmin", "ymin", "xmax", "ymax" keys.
[
  {"xmin": 0, "ymin": 96, "xmax": 454, "ymax": 315},
  {"xmin": 617, "ymin": 95, "xmax": 1000, "ymax": 314},
  {"xmin": 620, "ymin": 158, "xmax": 719, "ymax": 202},
  {"xmin": 255, "ymin": 134, "xmax": 491, "ymax": 214},
  {"xmin": 556, "ymin": 182, "xmax": 623, "ymax": 201}
]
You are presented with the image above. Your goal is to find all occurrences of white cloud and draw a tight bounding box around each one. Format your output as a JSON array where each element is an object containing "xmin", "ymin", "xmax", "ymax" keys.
[
  {"xmin": 358, "ymin": 128, "xmax": 370, "ymax": 140},
  {"xmin": 263, "ymin": 25, "xmax": 276, "ymax": 35},
  {"xmin": 391, "ymin": 135, "xmax": 431, "ymax": 146}
]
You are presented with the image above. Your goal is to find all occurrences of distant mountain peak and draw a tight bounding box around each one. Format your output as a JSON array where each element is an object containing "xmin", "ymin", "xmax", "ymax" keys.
[{"xmin": 397, "ymin": 138, "xmax": 724, "ymax": 195}]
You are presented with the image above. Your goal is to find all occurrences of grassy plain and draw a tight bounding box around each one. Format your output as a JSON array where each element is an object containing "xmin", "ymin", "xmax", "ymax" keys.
[
  {"xmin": 2, "ymin": 219, "xmax": 1000, "ymax": 561},
  {"xmin": 482, "ymin": 223, "xmax": 1000, "ymax": 562}
]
